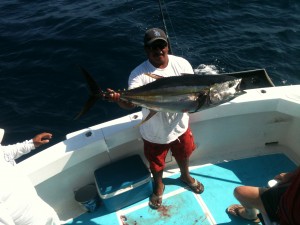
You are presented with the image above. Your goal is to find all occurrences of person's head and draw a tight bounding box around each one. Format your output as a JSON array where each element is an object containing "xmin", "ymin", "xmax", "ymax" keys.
[{"xmin": 144, "ymin": 28, "xmax": 169, "ymax": 68}]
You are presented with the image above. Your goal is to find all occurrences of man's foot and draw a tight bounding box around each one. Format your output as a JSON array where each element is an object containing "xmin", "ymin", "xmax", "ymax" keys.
[
  {"xmin": 180, "ymin": 177, "xmax": 204, "ymax": 194},
  {"xmin": 149, "ymin": 184, "xmax": 165, "ymax": 209},
  {"xmin": 227, "ymin": 204, "xmax": 260, "ymax": 223},
  {"xmin": 149, "ymin": 193, "xmax": 163, "ymax": 209}
]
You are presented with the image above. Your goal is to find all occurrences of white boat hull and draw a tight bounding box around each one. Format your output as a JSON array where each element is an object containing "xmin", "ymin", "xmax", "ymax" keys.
[{"xmin": 17, "ymin": 84, "xmax": 300, "ymax": 222}]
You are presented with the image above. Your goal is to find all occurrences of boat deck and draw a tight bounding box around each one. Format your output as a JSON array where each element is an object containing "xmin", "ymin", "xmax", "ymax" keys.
[{"xmin": 65, "ymin": 153, "xmax": 296, "ymax": 225}]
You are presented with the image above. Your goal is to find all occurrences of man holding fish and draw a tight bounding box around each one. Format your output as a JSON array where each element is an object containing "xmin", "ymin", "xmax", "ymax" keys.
[{"xmin": 106, "ymin": 28, "xmax": 204, "ymax": 209}]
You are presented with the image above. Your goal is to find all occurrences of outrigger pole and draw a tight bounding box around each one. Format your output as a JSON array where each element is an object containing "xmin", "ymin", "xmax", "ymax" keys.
[{"xmin": 158, "ymin": 0, "xmax": 173, "ymax": 54}]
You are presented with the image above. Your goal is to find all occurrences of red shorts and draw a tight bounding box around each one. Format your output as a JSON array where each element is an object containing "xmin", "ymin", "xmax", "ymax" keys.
[{"xmin": 143, "ymin": 128, "xmax": 196, "ymax": 172}]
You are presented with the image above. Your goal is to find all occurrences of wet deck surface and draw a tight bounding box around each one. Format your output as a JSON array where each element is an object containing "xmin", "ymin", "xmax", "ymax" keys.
[{"xmin": 66, "ymin": 153, "xmax": 296, "ymax": 225}]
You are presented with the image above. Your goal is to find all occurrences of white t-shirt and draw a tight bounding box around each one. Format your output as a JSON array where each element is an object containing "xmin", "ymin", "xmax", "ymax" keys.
[{"xmin": 128, "ymin": 55, "xmax": 194, "ymax": 144}]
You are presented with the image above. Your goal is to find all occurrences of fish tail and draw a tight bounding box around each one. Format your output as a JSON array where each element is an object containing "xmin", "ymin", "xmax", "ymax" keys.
[
  {"xmin": 74, "ymin": 66, "xmax": 101, "ymax": 119},
  {"xmin": 78, "ymin": 66, "xmax": 102, "ymax": 95}
]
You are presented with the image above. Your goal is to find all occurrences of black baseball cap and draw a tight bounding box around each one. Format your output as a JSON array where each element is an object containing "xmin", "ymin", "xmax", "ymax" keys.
[{"xmin": 144, "ymin": 28, "xmax": 168, "ymax": 46}]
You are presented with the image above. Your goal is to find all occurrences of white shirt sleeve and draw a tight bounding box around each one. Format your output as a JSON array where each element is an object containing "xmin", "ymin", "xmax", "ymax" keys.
[{"xmin": 0, "ymin": 140, "xmax": 35, "ymax": 165}]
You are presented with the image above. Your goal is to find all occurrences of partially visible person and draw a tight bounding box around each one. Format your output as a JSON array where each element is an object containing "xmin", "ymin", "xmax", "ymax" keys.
[
  {"xmin": 0, "ymin": 128, "xmax": 60, "ymax": 225},
  {"xmin": 105, "ymin": 28, "xmax": 204, "ymax": 209},
  {"xmin": 0, "ymin": 128, "xmax": 52, "ymax": 165},
  {"xmin": 227, "ymin": 166, "xmax": 300, "ymax": 225}
]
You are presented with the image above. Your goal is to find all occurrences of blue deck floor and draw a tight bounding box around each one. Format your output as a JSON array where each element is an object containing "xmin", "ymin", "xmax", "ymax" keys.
[{"xmin": 66, "ymin": 153, "xmax": 296, "ymax": 225}]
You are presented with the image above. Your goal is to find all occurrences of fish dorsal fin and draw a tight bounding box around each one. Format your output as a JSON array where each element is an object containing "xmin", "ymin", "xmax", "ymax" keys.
[
  {"xmin": 144, "ymin": 73, "xmax": 164, "ymax": 79},
  {"xmin": 145, "ymin": 73, "xmax": 195, "ymax": 79},
  {"xmin": 134, "ymin": 110, "xmax": 157, "ymax": 127}
]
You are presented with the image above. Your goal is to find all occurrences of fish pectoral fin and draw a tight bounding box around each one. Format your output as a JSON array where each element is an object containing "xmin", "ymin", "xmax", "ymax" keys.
[
  {"xmin": 134, "ymin": 110, "xmax": 157, "ymax": 127},
  {"xmin": 194, "ymin": 91, "xmax": 209, "ymax": 112},
  {"xmin": 144, "ymin": 73, "xmax": 164, "ymax": 79}
]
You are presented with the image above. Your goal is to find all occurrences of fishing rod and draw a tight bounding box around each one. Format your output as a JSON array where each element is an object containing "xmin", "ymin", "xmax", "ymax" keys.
[{"xmin": 158, "ymin": 0, "xmax": 173, "ymax": 54}]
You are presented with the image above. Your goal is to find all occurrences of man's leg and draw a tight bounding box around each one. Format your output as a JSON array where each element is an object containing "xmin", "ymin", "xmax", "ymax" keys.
[
  {"xmin": 149, "ymin": 169, "xmax": 165, "ymax": 206},
  {"xmin": 234, "ymin": 186, "xmax": 267, "ymax": 214},
  {"xmin": 143, "ymin": 139, "xmax": 167, "ymax": 209},
  {"xmin": 151, "ymin": 169, "xmax": 164, "ymax": 195},
  {"xmin": 228, "ymin": 186, "xmax": 266, "ymax": 220},
  {"xmin": 176, "ymin": 157, "xmax": 204, "ymax": 194},
  {"xmin": 172, "ymin": 128, "xmax": 204, "ymax": 193},
  {"xmin": 176, "ymin": 158, "xmax": 194, "ymax": 184}
]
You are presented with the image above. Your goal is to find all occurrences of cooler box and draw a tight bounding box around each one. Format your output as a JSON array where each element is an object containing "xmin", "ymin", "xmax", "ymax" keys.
[{"xmin": 94, "ymin": 155, "xmax": 152, "ymax": 212}]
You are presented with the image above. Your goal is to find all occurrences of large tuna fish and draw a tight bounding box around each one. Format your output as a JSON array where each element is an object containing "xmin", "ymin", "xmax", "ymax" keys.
[{"xmin": 75, "ymin": 67, "xmax": 245, "ymax": 122}]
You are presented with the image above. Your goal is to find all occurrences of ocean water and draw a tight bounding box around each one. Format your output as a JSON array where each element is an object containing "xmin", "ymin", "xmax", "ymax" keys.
[{"xmin": 0, "ymin": 0, "xmax": 300, "ymax": 160}]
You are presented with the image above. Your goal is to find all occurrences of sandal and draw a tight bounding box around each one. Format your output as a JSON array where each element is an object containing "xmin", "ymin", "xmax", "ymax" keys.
[
  {"xmin": 181, "ymin": 177, "xmax": 204, "ymax": 194},
  {"xmin": 227, "ymin": 204, "xmax": 260, "ymax": 223},
  {"xmin": 149, "ymin": 185, "xmax": 165, "ymax": 209}
]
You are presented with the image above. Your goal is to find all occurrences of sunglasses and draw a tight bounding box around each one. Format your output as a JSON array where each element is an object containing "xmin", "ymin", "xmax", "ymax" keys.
[{"xmin": 147, "ymin": 41, "xmax": 168, "ymax": 50}]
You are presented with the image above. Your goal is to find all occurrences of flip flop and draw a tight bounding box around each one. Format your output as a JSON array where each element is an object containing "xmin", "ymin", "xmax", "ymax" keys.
[
  {"xmin": 181, "ymin": 177, "xmax": 204, "ymax": 194},
  {"xmin": 227, "ymin": 204, "xmax": 261, "ymax": 223},
  {"xmin": 149, "ymin": 185, "xmax": 165, "ymax": 209}
]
